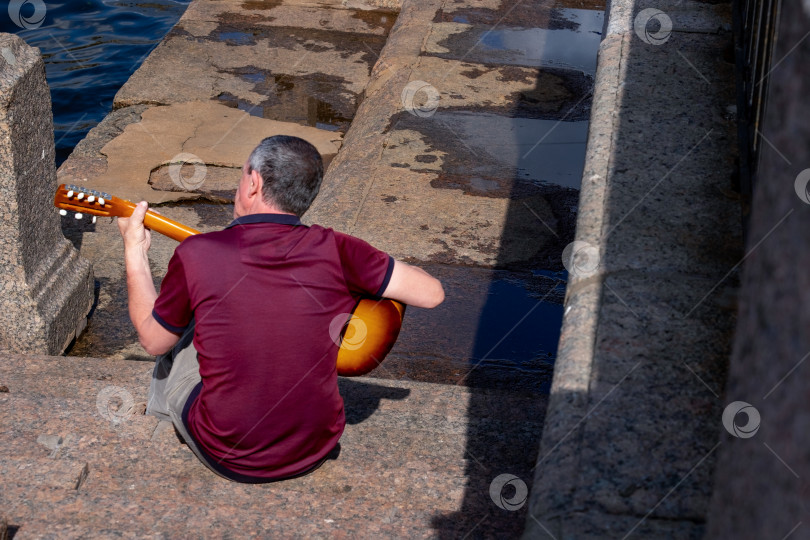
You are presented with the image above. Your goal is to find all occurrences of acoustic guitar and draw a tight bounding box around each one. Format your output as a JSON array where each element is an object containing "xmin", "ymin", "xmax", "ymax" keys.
[{"xmin": 54, "ymin": 183, "xmax": 405, "ymax": 376}]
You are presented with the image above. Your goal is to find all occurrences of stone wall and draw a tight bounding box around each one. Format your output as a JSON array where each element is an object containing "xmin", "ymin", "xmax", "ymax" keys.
[
  {"xmin": 0, "ymin": 33, "xmax": 93, "ymax": 355},
  {"xmin": 706, "ymin": 1, "xmax": 810, "ymax": 535}
]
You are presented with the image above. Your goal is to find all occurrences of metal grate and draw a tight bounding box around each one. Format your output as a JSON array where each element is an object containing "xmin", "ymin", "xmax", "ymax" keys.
[{"xmin": 733, "ymin": 0, "xmax": 781, "ymax": 228}]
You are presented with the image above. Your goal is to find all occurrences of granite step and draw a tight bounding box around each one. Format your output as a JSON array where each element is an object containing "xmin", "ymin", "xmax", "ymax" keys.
[
  {"xmin": 0, "ymin": 354, "xmax": 151, "ymax": 397},
  {"xmin": 12, "ymin": 491, "xmax": 465, "ymax": 539},
  {"xmin": 10, "ymin": 450, "xmax": 513, "ymax": 538},
  {"xmin": 8, "ymin": 446, "xmax": 472, "ymax": 538},
  {"xmin": 1, "ymin": 354, "xmax": 542, "ymax": 537},
  {"xmin": 1, "ymin": 455, "xmax": 89, "ymax": 491}
]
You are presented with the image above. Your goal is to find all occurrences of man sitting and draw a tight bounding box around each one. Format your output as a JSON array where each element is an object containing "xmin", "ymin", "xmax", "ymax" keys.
[{"xmin": 117, "ymin": 135, "xmax": 444, "ymax": 482}]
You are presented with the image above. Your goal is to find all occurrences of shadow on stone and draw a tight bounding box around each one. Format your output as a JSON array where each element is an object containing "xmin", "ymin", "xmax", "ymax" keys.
[
  {"xmin": 429, "ymin": 48, "xmax": 583, "ymax": 538},
  {"xmin": 338, "ymin": 377, "xmax": 411, "ymax": 425}
]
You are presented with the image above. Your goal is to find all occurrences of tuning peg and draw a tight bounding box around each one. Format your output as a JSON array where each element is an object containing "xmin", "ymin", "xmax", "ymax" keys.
[
  {"xmin": 87, "ymin": 195, "xmax": 95, "ymax": 203},
  {"xmin": 66, "ymin": 190, "xmax": 74, "ymax": 198},
  {"xmin": 74, "ymin": 213, "xmax": 83, "ymax": 220},
  {"xmin": 59, "ymin": 209, "xmax": 67, "ymax": 216},
  {"xmin": 98, "ymin": 198, "xmax": 105, "ymax": 205},
  {"xmin": 92, "ymin": 216, "xmax": 97, "ymax": 224},
  {"xmin": 77, "ymin": 193, "xmax": 85, "ymax": 200}
]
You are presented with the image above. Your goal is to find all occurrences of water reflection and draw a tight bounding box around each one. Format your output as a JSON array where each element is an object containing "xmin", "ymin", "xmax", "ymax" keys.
[
  {"xmin": 439, "ymin": 113, "xmax": 589, "ymax": 189},
  {"xmin": 216, "ymin": 71, "xmax": 354, "ymax": 131},
  {"xmin": 478, "ymin": 9, "xmax": 604, "ymax": 74},
  {"xmin": 432, "ymin": 8, "xmax": 604, "ymax": 75},
  {"xmin": 1, "ymin": 0, "xmax": 191, "ymax": 165}
]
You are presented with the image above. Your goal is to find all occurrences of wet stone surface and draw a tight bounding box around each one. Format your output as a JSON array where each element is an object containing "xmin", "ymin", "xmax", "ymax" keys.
[
  {"xmin": 436, "ymin": 0, "xmax": 606, "ymax": 26},
  {"xmin": 366, "ymin": 264, "xmax": 566, "ymax": 394},
  {"xmin": 211, "ymin": 7, "xmax": 395, "ymax": 37},
  {"xmin": 215, "ymin": 69, "xmax": 355, "ymax": 131},
  {"xmin": 409, "ymin": 56, "xmax": 594, "ymax": 121},
  {"xmin": 385, "ymin": 111, "xmax": 589, "ymax": 190},
  {"xmin": 114, "ymin": 1, "xmax": 397, "ymax": 131},
  {"xmin": 424, "ymin": 9, "xmax": 604, "ymax": 75},
  {"xmin": 171, "ymin": 22, "xmax": 386, "ymax": 70}
]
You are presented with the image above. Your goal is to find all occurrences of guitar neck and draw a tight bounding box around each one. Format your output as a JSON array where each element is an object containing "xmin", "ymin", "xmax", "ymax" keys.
[
  {"xmin": 90, "ymin": 197, "xmax": 200, "ymax": 242},
  {"xmin": 54, "ymin": 184, "xmax": 201, "ymax": 242},
  {"xmin": 141, "ymin": 208, "xmax": 200, "ymax": 242}
]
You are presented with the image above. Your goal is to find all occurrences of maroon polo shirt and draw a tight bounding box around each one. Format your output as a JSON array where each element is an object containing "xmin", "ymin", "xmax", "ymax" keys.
[{"xmin": 152, "ymin": 213, "xmax": 394, "ymax": 482}]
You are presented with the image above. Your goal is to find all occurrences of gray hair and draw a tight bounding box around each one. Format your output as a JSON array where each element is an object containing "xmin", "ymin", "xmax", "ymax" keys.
[{"xmin": 247, "ymin": 135, "xmax": 324, "ymax": 216}]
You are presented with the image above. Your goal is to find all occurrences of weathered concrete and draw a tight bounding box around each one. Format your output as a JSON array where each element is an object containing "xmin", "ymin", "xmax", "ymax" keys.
[
  {"xmin": 706, "ymin": 1, "xmax": 810, "ymax": 536},
  {"xmin": 60, "ymin": 100, "xmax": 342, "ymax": 204},
  {"xmin": 0, "ymin": 354, "xmax": 543, "ymax": 537},
  {"xmin": 305, "ymin": 0, "xmax": 591, "ymax": 269},
  {"xmin": 113, "ymin": 0, "xmax": 395, "ymax": 117},
  {"xmin": 0, "ymin": 34, "xmax": 93, "ymax": 355},
  {"xmin": 523, "ymin": 0, "xmax": 740, "ymax": 537}
]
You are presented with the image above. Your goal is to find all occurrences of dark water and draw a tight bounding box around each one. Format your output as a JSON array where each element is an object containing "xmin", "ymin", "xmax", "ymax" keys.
[{"xmin": 1, "ymin": 0, "xmax": 190, "ymax": 165}]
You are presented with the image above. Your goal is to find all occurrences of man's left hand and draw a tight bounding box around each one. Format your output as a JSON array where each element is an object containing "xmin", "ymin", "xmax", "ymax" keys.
[{"xmin": 117, "ymin": 201, "xmax": 152, "ymax": 255}]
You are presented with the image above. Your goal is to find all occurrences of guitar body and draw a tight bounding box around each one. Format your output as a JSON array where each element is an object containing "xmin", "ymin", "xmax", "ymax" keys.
[
  {"xmin": 336, "ymin": 298, "xmax": 405, "ymax": 376},
  {"xmin": 54, "ymin": 184, "xmax": 404, "ymax": 376}
]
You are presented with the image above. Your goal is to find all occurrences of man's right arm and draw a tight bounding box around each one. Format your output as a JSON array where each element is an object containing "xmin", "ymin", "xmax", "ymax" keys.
[
  {"xmin": 380, "ymin": 260, "xmax": 444, "ymax": 308},
  {"xmin": 118, "ymin": 201, "xmax": 182, "ymax": 356}
]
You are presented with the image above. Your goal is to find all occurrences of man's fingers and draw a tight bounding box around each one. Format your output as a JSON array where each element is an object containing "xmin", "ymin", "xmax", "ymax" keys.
[
  {"xmin": 131, "ymin": 201, "xmax": 149, "ymax": 223},
  {"xmin": 117, "ymin": 201, "xmax": 149, "ymax": 240}
]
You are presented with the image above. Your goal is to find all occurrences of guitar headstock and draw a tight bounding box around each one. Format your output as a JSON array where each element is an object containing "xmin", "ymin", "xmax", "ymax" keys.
[{"xmin": 54, "ymin": 184, "xmax": 132, "ymax": 223}]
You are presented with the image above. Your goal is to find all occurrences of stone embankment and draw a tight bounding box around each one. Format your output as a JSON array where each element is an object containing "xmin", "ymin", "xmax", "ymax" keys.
[
  {"xmin": 3, "ymin": 0, "xmax": 606, "ymax": 536},
  {"xmin": 58, "ymin": 0, "xmax": 601, "ymax": 395},
  {"xmin": 2, "ymin": 0, "xmax": 749, "ymax": 534}
]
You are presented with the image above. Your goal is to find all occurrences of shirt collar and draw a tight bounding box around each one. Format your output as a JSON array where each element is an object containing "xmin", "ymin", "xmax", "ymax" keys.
[{"xmin": 226, "ymin": 213, "xmax": 302, "ymax": 228}]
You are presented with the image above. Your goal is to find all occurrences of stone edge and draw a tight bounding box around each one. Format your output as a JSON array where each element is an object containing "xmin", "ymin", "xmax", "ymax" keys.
[{"xmin": 522, "ymin": 0, "xmax": 734, "ymax": 537}]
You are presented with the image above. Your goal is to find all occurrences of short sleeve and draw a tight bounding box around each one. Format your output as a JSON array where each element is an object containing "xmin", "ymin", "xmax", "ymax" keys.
[
  {"xmin": 152, "ymin": 250, "xmax": 193, "ymax": 334},
  {"xmin": 333, "ymin": 231, "xmax": 394, "ymax": 297}
]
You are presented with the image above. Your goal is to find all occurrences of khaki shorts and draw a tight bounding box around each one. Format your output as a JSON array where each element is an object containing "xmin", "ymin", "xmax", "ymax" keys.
[{"xmin": 146, "ymin": 326, "xmax": 231, "ymax": 480}]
